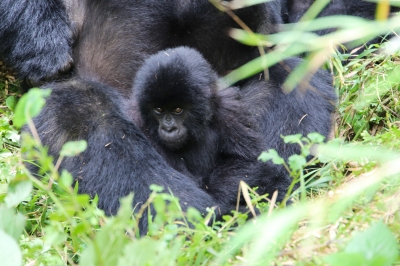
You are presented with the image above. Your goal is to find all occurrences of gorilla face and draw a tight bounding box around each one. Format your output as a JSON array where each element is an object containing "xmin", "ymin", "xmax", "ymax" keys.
[
  {"xmin": 152, "ymin": 104, "xmax": 189, "ymax": 150},
  {"xmin": 134, "ymin": 47, "xmax": 217, "ymax": 151}
]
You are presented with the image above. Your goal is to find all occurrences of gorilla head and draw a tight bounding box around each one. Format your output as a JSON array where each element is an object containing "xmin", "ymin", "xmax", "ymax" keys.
[{"xmin": 134, "ymin": 47, "xmax": 220, "ymax": 150}]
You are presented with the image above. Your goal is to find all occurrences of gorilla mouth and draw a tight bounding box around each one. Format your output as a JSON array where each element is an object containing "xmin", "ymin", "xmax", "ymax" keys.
[{"xmin": 159, "ymin": 129, "xmax": 188, "ymax": 150}]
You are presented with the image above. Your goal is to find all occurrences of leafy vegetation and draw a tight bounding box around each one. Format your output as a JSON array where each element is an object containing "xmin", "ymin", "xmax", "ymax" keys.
[{"xmin": 0, "ymin": 0, "xmax": 400, "ymax": 265}]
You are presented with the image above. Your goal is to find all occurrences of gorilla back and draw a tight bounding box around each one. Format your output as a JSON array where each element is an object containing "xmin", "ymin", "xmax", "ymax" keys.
[{"xmin": 67, "ymin": 0, "xmax": 277, "ymax": 95}]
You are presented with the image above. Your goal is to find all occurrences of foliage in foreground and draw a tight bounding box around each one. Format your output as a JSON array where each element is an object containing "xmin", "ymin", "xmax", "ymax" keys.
[{"xmin": 1, "ymin": 0, "xmax": 400, "ymax": 265}]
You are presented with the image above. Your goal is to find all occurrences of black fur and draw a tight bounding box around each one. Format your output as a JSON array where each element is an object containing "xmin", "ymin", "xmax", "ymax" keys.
[
  {"xmin": 208, "ymin": 57, "xmax": 337, "ymax": 204},
  {"xmin": 241, "ymin": 58, "xmax": 337, "ymax": 158},
  {"xmin": 131, "ymin": 47, "xmax": 268, "ymax": 188},
  {"xmin": 0, "ymin": 0, "xmax": 73, "ymax": 81},
  {"xmin": 72, "ymin": 0, "xmax": 280, "ymax": 96},
  {"xmin": 24, "ymin": 79, "xmax": 225, "ymax": 234},
  {"xmin": 131, "ymin": 47, "xmax": 336, "ymax": 204}
]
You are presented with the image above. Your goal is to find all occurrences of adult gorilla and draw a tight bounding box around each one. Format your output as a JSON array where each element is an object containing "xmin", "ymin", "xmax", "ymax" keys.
[
  {"xmin": 0, "ymin": 0, "xmax": 283, "ymax": 92},
  {"xmin": 25, "ymin": 78, "xmax": 222, "ymax": 234}
]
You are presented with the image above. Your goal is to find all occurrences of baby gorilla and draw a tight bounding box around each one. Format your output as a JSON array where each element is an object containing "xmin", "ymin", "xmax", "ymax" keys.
[
  {"xmin": 131, "ymin": 47, "xmax": 336, "ymax": 205},
  {"xmin": 131, "ymin": 47, "xmax": 265, "ymax": 188}
]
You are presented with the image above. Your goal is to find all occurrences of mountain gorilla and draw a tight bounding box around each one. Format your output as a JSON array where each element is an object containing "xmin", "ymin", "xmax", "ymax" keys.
[
  {"xmin": 3, "ymin": 0, "xmax": 336, "ymax": 228},
  {"xmin": 131, "ymin": 46, "xmax": 273, "ymax": 189},
  {"xmin": 0, "ymin": 0, "xmax": 283, "ymax": 93},
  {"xmin": 131, "ymin": 47, "xmax": 336, "ymax": 204},
  {"xmin": 133, "ymin": 47, "xmax": 255, "ymax": 172}
]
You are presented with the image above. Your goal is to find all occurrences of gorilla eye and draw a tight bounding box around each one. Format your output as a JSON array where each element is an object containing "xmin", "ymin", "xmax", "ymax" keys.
[
  {"xmin": 154, "ymin": 107, "xmax": 164, "ymax": 114},
  {"xmin": 174, "ymin": 108, "xmax": 183, "ymax": 114}
]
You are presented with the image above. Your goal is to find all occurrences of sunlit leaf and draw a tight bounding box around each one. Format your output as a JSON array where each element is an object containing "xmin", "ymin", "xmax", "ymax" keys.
[
  {"xmin": 60, "ymin": 140, "xmax": 88, "ymax": 157},
  {"xmin": 0, "ymin": 230, "xmax": 22, "ymax": 266},
  {"xmin": 4, "ymin": 174, "xmax": 32, "ymax": 208},
  {"xmin": 13, "ymin": 88, "xmax": 51, "ymax": 128}
]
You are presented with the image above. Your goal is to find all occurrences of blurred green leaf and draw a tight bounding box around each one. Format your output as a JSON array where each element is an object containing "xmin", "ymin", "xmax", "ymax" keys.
[
  {"xmin": 307, "ymin": 132, "xmax": 326, "ymax": 143},
  {"xmin": 0, "ymin": 207, "xmax": 25, "ymax": 241},
  {"xmin": 60, "ymin": 140, "xmax": 87, "ymax": 157},
  {"xmin": 283, "ymin": 134, "xmax": 303, "ymax": 144},
  {"xmin": 325, "ymin": 222, "xmax": 398, "ymax": 266},
  {"xmin": 258, "ymin": 149, "xmax": 285, "ymax": 164},
  {"xmin": 288, "ymin": 154, "xmax": 307, "ymax": 171},
  {"xmin": 325, "ymin": 253, "xmax": 367, "ymax": 266},
  {"xmin": 5, "ymin": 96, "xmax": 17, "ymax": 112},
  {"xmin": 5, "ymin": 174, "xmax": 32, "ymax": 208},
  {"xmin": 13, "ymin": 88, "xmax": 51, "ymax": 128},
  {"xmin": 0, "ymin": 230, "xmax": 22, "ymax": 266},
  {"xmin": 215, "ymin": 205, "xmax": 307, "ymax": 265}
]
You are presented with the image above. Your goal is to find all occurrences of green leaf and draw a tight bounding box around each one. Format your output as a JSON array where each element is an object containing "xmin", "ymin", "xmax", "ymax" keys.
[
  {"xmin": 13, "ymin": 88, "xmax": 51, "ymax": 128},
  {"xmin": 0, "ymin": 207, "xmax": 25, "ymax": 241},
  {"xmin": 186, "ymin": 207, "xmax": 202, "ymax": 223},
  {"xmin": 325, "ymin": 222, "xmax": 398, "ymax": 266},
  {"xmin": 229, "ymin": 29, "xmax": 267, "ymax": 46},
  {"xmin": 282, "ymin": 134, "xmax": 303, "ymax": 144},
  {"xmin": 214, "ymin": 205, "xmax": 308, "ymax": 265},
  {"xmin": 0, "ymin": 230, "xmax": 22, "ymax": 266},
  {"xmin": 325, "ymin": 252, "xmax": 367, "ymax": 266},
  {"xmin": 0, "ymin": 184, "xmax": 7, "ymax": 199},
  {"xmin": 80, "ymin": 222, "xmax": 129, "ymax": 266},
  {"xmin": 43, "ymin": 225, "xmax": 68, "ymax": 247},
  {"xmin": 307, "ymin": 132, "xmax": 326, "ymax": 143},
  {"xmin": 4, "ymin": 174, "xmax": 32, "ymax": 208},
  {"xmin": 59, "ymin": 140, "xmax": 88, "ymax": 157},
  {"xmin": 116, "ymin": 193, "xmax": 134, "ymax": 219},
  {"xmin": 150, "ymin": 184, "xmax": 164, "ymax": 193},
  {"xmin": 345, "ymin": 222, "xmax": 398, "ymax": 266},
  {"xmin": 117, "ymin": 238, "xmax": 180, "ymax": 266},
  {"xmin": 258, "ymin": 149, "xmax": 285, "ymax": 165},
  {"xmin": 59, "ymin": 170, "xmax": 73, "ymax": 188},
  {"xmin": 5, "ymin": 96, "xmax": 17, "ymax": 112},
  {"xmin": 288, "ymin": 154, "xmax": 307, "ymax": 171}
]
